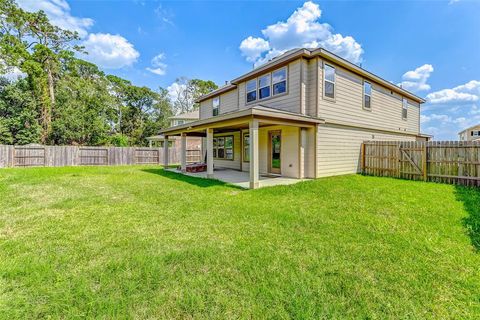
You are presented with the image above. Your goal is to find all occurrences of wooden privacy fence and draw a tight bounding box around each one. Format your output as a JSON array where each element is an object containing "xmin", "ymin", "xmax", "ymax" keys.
[
  {"xmin": 361, "ymin": 141, "xmax": 480, "ymax": 187},
  {"xmin": 0, "ymin": 145, "xmax": 198, "ymax": 168}
]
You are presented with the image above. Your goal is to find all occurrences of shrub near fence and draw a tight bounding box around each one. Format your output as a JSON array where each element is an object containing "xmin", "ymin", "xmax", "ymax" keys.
[
  {"xmin": 0, "ymin": 145, "xmax": 199, "ymax": 168},
  {"xmin": 362, "ymin": 140, "xmax": 480, "ymax": 187}
]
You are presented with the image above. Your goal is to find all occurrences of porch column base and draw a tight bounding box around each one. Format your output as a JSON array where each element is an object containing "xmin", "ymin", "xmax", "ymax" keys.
[
  {"xmin": 207, "ymin": 173, "xmax": 214, "ymax": 179},
  {"xmin": 249, "ymin": 181, "xmax": 260, "ymax": 189}
]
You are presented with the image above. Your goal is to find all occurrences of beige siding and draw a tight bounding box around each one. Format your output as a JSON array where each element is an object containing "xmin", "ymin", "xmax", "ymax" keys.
[
  {"xmin": 213, "ymin": 132, "xmax": 241, "ymax": 170},
  {"xmin": 199, "ymin": 99, "xmax": 211, "ymax": 120},
  {"xmin": 317, "ymin": 59, "xmax": 420, "ymax": 134},
  {"xmin": 305, "ymin": 58, "xmax": 318, "ymax": 117},
  {"xmin": 459, "ymin": 125, "xmax": 480, "ymax": 141},
  {"xmin": 219, "ymin": 89, "xmax": 238, "ymax": 114},
  {"xmin": 199, "ymin": 89, "xmax": 238, "ymax": 120},
  {"xmin": 316, "ymin": 123, "xmax": 416, "ymax": 177},
  {"xmin": 240, "ymin": 125, "xmax": 309, "ymax": 178},
  {"xmin": 238, "ymin": 60, "xmax": 301, "ymax": 114}
]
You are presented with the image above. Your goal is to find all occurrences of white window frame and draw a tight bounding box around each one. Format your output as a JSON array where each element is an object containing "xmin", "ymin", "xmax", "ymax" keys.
[
  {"xmin": 246, "ymin": 79, "xmax": 257, "ymax": 103},
  {"xmin": 323, "ymin": 63, "xmax": 336, "ymax": 100},
  {"xmin": 402, "ymin": 98, "xmax": 408, "ymax": 120},
  {"xmin": 245, "ymin": 67, "xmax": 288, "ymax": 105},
  {"xmin": 212, "ymin": 96, "xmax": 220, "ymax": 116},
  {"xmin": 272, "ymin": 67, "xmax": 287, "ymax": 96},
  {"xmin": 363, "ymin": 81, "xmax": 372, "ymax": 110},
  {"xmin": 258, "ymin": 74, "xmax": 271, "ymax": 100}
]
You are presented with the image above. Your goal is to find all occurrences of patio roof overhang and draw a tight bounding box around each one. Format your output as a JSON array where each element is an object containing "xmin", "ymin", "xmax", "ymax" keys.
[{"xmin": 159, "ymin": 106, "xmax": 325, "ymax": 136}]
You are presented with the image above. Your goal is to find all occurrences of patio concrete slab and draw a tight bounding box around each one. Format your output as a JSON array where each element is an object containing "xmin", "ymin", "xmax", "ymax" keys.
[{"xmin": 166, "ymin": 168, "xmax": 308, "ymax": 189}]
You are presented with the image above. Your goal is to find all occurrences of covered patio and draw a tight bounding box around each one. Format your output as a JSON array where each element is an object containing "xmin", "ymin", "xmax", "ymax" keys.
[
  {"xmin": 160, "ymin": 106, "xmax": 324, "ymax": 189},
  {"xmin": 166, "ymin": 167, "xmax": 308, "ymax": 189}
]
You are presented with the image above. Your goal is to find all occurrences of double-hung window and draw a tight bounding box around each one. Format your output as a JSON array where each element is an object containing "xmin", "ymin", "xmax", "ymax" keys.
[
  {"xmin": 212, "ymin": 96, "xmax": 220, "ymax": 116},
  {"xmin": 363, "ymin": 81, "xmax": 372, "ymax": 109},
  {"xmin": 402, "ymin": 98, "xmax": 408, "ymax": 120},
  {"xmin": 272, "ymin": 68, "xmax": 287, "ymax": 95},
  {"xmin": 472, "ymin": 131, "xmax": 480, "ymax": 137},
  {"xmin": 246, "ymin": 80, "xmax": 257, "ymax": 103},
  {"xmin": 324, "ymin": 64, "xmax": 335, "ymax": 99},
  {"xmin": 245, "ymin": 67, "xmax": 287, "ymax": 103},
  {"xmin": 258, "ymin": 74, "xmax": 271, "ymax": 99},
  {"xmin": 213, "ymin": 136, "xmax": 234, "ymax": 160}
]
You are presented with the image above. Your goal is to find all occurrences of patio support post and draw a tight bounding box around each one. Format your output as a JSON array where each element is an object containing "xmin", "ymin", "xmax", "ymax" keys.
[
  {"xmin": 249, "ymin": 119, "xmax": 259, "ymax": 189},
  {"xmin": 181, "ymin": 133, "xmax": 187, "ymax": 172},
  {"xmin": 163, "ymin": 135, "xmax": 169, "ymax": 167},
  {"xmin": 206, "ymin": 128, "xmax": 214, "ymax": 179},
  {"xmin": 300, "ymin": 128, "xmax": 307, "ymax": 179}
]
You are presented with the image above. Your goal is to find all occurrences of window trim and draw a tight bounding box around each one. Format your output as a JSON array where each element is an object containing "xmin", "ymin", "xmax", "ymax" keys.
[
  {"xmin": 402, "ymin": 98, "xmax": 408, "ymax": 120},
  {"xmin": 212, "ymin": 96, "xmax": 220, "ymax": 116},
  {"xmin": 363, "ymin": 80, "xmax": 372, "ymax": 111},
  {"xmin": 323, "ymin": 62, "xmax": 336, "ymax": 101},
  {"xmin": 245, "ymin": 66, "xmax": 288, "ymax": 105},
  {"xmin": 213, "ymin": 135, "xmax": 234, "ymax": 161},
  {"xmin": 258, "ymin": 74, "xmax": 271, "ymax": 100},
  {"xmin": 272, "ymin": 67, "xmax": 288, "ymax": 97},
  {"xmin": 246, "ymin": 79, "xmax": 257, "ymax": 104}
]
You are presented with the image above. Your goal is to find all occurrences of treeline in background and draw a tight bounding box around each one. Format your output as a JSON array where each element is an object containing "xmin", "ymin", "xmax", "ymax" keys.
[{"xmin": 0, "ymin": 0, "xmax": 217, "ymax": 146}]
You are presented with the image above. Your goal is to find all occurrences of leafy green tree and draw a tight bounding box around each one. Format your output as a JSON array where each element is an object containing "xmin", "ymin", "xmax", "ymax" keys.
[
  {"xmin": 0, "ymin": 0, "xmax": 82, "ymax": 142},
  {"xmin": 49, "ymin": 58, "xmax": 114, "ymax": 145},
  {"xmin": 0, "ymin": 77, "xmax": 41, "ymax": 144},
  {"xmin": 168, "ymin": 77, "xmax": 218, "ymax": 114}
]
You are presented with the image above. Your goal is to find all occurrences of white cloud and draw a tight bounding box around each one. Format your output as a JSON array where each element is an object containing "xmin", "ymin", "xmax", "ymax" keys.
[
  {"xmin": 80, "ymin": 33, "xmax": 139, "ymax": 69},
  {"xmin": 240, "ymin": 37, "xmax": 270, "ymax": 63},
  {"xmin": 0, "ymin": 61, "xmax": 26, "ymax": 81},
  {"xmin": 426, "ymin": 80, "xmax": 480, "ymax": 104},
  {"xmin": 146, "ymin": 53, "xmax": 167, "ymax": 76},
  {"xmin": 239, "ymin": 1, "xmax": 363, "ymax": 66},
  {"xmin": 154, "ymin": 4, "xmax": 175, "ymax": 27},
  {"xmin": 398, "ymin": 64, "xmax": 433, "ymax": 92},
  {"xmin": 166, "ymin": 82, "xmax": 187, "ymax": 103},
  {"xmin": 17, "ymin": 0, "xmax": 94, "ymax": 38}
]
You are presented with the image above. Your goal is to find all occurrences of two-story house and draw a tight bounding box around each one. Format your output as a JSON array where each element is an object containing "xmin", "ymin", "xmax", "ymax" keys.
[
  {"xmin": 160, "ymin": 48, "xmax": 430, "ymax": 188},
  {"xmin": 459, "ymin": 124, "xmax": 480, "ymax": 142}
]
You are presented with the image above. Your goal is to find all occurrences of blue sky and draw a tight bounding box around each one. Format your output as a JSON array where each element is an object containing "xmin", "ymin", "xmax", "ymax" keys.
[{"xmin": 15, "ymin": 0, "xmax": 480, "ymax": 140}]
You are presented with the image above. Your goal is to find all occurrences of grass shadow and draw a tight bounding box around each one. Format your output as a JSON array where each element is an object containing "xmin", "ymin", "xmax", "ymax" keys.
[
  {"xmin": 455, "ymin": 185, "xmax": 480, "ymax": 252},
  {"xmin": 141, "ymin": 168, "xmax": 244, "ymax": 190}
]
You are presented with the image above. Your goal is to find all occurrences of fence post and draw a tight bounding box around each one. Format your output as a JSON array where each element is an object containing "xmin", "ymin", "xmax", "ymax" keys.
[
  {"xmin": 422, "ymin": 143, "xmax": 428, "ymax": 181},
  {"xmin": 361, "ymin": 143, "xmax": 366, "ymax": 173}
]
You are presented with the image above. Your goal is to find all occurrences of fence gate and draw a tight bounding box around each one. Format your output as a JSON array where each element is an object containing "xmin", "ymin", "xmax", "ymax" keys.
[
  {"xmin": 362, "ymin": 140, "xmax": 480, "ymax": 187},
  {"xmin": 398, "ymin": 141, "xmax": 427, "ymax": 181}
]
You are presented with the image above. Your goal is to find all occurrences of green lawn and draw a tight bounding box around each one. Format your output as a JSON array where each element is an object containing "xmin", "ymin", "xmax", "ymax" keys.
[{"xmin": 1, "ymin": 166, "xmax": 480, "ymax": 319}]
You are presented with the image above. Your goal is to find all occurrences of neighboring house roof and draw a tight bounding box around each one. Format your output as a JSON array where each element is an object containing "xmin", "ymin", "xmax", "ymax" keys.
[
  {"xmin": 196, "ymin": 47, "xmax": 426, "ymax": 104},
  {"xmin": 169, "ymin": 110, "xmax": 199, "ymax": 120},
  {"xmin": 458, "ymin": 124, "xmax": 480, "ymax": 134}
]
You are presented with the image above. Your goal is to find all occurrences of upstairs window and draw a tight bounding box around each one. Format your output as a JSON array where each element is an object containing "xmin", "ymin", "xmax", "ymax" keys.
[
  {"xmin": 272, "ymin": 67, "xmax": 287, "ymax": 95},
  {"xmin": 472, "ymin": 131, "xmax": 480, "ymax": 137},
  {"xmin": 363, "ymin": 81, "xmax": 372, "ymax": 109},
  {"xmin": 246, "ymin": 80, "xmax": 257, "ymax": 103},
  {"xmin": 245, "ymin": 67, "xmax": 287, "ymax": 103},
  {"xmin": 402, "ymin": 98, "xmax": 408, "ymax": 120},
  {"xmin": 212, "ymin": 96, "xmax": 220, "ymax": 116},
  {"xmin": 258, "ymin": 74, "xmax": 271, "ymax": 99},
  {"xmin": 324, "ymin": 64, "xmax": 335, "ymax": 99}
]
